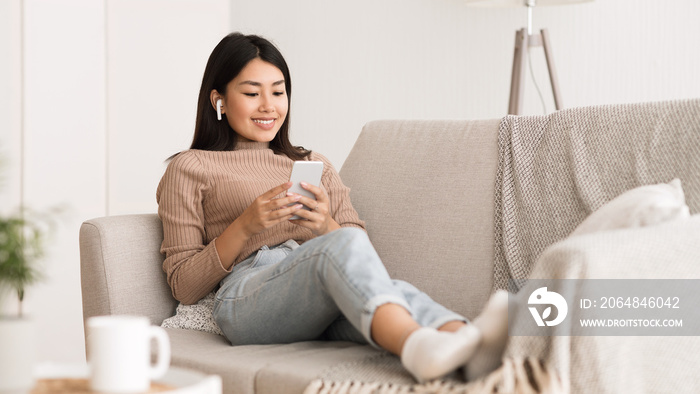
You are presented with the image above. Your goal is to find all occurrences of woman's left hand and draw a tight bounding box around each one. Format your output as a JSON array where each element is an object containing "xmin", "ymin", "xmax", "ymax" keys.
[{"xmin": 288, "ymin": 182, "xmax": 341, "ymax": 236}]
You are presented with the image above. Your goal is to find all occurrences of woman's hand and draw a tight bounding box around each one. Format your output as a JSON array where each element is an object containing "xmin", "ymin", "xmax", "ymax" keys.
[
  {"xmin": 288, "ymin": 182, "xmax": 341, "ymax": 236},
  {"xmin": 235, "ymin": 182, "xmax": 304, "ymax": 238},
  {"xmin": 215, "ymin": 182, "xmax": 302, "ymax": 270}
]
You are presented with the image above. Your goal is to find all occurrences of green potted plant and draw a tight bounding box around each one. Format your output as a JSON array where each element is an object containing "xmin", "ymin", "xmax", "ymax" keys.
[{"xmin": 0, "ymin": 211, "xmax": 45, "ymax": 393}]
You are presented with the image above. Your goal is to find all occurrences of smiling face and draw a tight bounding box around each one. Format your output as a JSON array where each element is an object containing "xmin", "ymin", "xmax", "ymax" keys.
[{"xmin": 215, "ymin": 58, "xmax": 289, "ymax": 143}]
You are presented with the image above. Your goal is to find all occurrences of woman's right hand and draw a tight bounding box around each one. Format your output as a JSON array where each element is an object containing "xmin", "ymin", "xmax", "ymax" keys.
[{"xmin": 235, "ymin": 182, "xmax": 303, "ymax": 238}]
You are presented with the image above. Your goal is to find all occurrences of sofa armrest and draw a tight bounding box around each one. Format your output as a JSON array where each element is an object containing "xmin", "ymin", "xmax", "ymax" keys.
[{"xmin": 79, "ymin": 214, "xmax": 177, "ymax": 330}]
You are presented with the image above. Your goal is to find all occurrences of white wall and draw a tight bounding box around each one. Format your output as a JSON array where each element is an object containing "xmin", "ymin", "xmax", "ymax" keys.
[
  {"xmin": 1, "ymin": 0, "xmax": 698, "ymax": 365},
  {"xmin": 22, "ymin": 0, "xmax": 107, "ymax": 363},
  {"xmin": 0, "ymin": 0, "xmax": 22, "ymax": 217},
  {"xmin": 231, "ymin": 0, "xmax": 700, "ymax": 169},
  {"xmin": 106, "ymin": 1, "xmax": 229, "ymax": 216}
]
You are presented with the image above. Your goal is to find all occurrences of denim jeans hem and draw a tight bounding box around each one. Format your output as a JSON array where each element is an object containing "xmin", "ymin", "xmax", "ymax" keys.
[{"xmin": 428, "ymin": 314, "xmax": 469, "ymax": 330}]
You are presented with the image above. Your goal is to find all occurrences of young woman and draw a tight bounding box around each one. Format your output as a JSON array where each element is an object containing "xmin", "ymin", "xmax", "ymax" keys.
[{"xmin": 157, "ymin": 32, "xmax": 508, "ymax": 383}]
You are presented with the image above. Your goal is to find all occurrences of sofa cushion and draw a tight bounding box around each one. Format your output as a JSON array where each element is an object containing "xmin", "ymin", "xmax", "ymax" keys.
[
  {"xmin": 166, "ymin": 328, "xmax": 383, "ymax": 394},
  {"xmin": 340, "ymin": 119, "xmax": 501, "ymax": 320}
]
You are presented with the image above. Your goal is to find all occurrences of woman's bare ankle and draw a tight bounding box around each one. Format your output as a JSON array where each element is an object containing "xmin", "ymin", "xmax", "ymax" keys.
[
  {"xmin": 438, "ymin": 320, "xmax": 467, "ymax": 332},
  {"xmin": 371, "ymin": 303, "xmax": 420, "ymax": 355}
]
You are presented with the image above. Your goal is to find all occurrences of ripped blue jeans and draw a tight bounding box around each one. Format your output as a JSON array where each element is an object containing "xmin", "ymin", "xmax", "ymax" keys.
[{"xmin": 214, "ymin": 227, "xmax": 465, "ymax": 348}]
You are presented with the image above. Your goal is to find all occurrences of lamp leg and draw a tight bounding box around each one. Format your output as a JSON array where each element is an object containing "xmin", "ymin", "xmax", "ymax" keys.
[
  {"xmin": 508, "ymin": 28, "xmax": 528, "ymax": 115},
  {"xmin": 541, "ymin": 28, "xmax": 563, "ymax": 111}
]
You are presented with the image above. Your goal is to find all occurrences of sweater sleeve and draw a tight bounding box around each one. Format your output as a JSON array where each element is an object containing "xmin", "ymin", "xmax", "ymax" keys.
[
  {"xmin": 313, "ymin": 153, "xmax": 366, "ymax": 231},
  {"xmin": 156, "ymin": 152, "xmax": 232, "ymax": 305}
]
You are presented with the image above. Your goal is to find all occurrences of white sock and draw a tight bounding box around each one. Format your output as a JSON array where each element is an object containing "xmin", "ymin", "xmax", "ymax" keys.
[
  {"xmin": 464, "ymin": 290, "xmax": 510, "ymax": 381},
  {"xmin": 401, "ymin": 325, "xmax": 481, "ymax": 383}
]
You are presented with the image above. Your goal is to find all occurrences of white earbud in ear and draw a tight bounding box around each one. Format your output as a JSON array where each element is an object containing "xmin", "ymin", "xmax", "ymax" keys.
[{"xmin": 216, "ymin": 99, "xmax": 222, "ymax": 121}]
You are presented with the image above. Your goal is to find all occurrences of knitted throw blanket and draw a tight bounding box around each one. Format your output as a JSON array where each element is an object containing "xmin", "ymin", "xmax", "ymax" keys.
[{"xmin": 493, "ymin": 99, "xmax": 700, "ymax": 291}]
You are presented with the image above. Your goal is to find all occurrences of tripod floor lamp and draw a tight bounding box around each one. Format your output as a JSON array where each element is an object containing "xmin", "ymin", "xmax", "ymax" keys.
[{"xmin": 466, "ymin": 0, "xmax": 593, "ymax": 115}]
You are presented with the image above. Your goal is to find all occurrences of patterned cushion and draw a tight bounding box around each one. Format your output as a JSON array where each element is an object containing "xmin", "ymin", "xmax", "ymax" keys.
[{"xmin": 160, "ymin": 292, "xmax": 223, "ymax": 336}]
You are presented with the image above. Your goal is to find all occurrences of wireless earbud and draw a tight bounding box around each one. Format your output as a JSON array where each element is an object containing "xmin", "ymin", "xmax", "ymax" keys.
[{"xmin": 216, "ymin": 99, "xmax": 222, "ymax": 120}]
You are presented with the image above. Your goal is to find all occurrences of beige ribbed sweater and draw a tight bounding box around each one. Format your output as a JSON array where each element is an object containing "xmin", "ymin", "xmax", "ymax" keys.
[{"xmin": 156, "ymin": 141, "xmax": 365, "ymax": 305}]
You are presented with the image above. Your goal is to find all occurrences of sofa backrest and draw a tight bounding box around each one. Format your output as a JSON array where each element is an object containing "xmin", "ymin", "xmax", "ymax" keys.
[
  {"xmin": 80, "ymin": 214, "xmax": 177, "ymax": 326},
  {"xmin": 339, "ymin": 119, "xmax": 501, "ymax": 319}
]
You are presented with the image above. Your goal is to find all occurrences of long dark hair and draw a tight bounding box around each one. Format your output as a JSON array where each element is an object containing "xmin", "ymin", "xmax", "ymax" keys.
[{"xmin": 189, "ymin": 33, "xmax": 309, "ymax": 160}]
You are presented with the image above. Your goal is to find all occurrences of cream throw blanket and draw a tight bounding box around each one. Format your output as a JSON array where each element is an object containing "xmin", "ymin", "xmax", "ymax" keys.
[{"xmin": 305, "ymin": 99, "xmax": 700, "ymax": 393}]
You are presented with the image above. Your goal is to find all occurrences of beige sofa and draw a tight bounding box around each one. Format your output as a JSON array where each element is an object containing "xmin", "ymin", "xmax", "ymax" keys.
[{"xmin": 80, "ymin": 98, "xmax": 700, "ymax": 394}]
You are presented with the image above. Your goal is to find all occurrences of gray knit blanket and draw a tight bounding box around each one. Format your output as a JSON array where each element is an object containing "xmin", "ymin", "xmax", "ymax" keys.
[{"xmin": 493, "ymin": 99, "xmax": 700, "ymax": 290}]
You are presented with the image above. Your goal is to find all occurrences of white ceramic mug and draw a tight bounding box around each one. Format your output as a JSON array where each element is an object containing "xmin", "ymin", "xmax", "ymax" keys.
[{"xmin": 87, "ymin": 315, "xmax": 171, "ymax": 393}]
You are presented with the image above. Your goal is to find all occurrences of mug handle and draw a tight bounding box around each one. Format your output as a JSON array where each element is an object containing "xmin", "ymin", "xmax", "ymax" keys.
[{"xmin": 149, "ymin": 326, "xmax": 171, "ymax": 380}]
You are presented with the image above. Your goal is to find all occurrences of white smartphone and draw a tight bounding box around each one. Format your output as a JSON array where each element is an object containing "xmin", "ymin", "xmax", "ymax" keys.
[{"xmin": 288, "ymin": 161, "xmax": 324, "ymax": 220}]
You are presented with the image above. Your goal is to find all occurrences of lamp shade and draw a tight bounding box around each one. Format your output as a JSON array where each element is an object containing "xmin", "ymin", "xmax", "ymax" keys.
[{"xmin": 465, "ymin": 0, "xmax": 593, "ymax": 6}]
